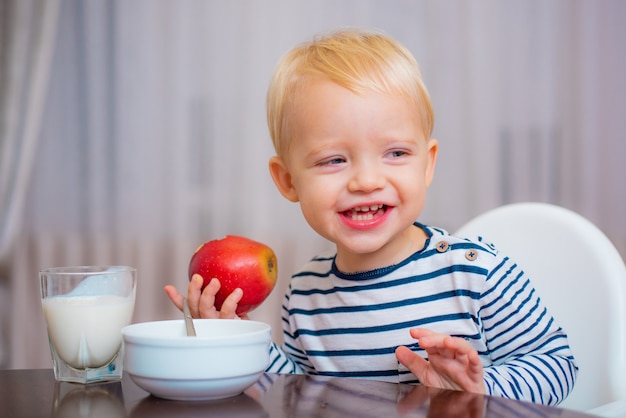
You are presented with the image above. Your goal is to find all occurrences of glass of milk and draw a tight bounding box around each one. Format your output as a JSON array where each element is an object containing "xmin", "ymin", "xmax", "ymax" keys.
[{"xmin": 40, "ymin": 266, "xmax": 136, "ymax": 384}]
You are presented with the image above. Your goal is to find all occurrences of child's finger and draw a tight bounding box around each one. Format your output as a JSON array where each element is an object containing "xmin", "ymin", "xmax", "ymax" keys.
[
  {"xmin": 395, "ymin": 345, "xmax": 428, "ymax": 376},
  {"xmin": 219, "ymin": 288, "xmax": 244, "ymax": 319},
  {"xmin": 197, "ymin": 278, "xmax": 221, "ymax": 318},
  {"xmin": 187, "ymin": 274, "xmax": 207, "ymax": 317},
  {"xmin": 409, "ymin": 327, "xmax": 435, "ymax": 340},
  {"xmin": 468, "ymin": 350, "xmax": 484, "ymax": 374},
  {"xmin": 442, "ymin": 336, "xmax": 478, "ymax": 360},
  {"xmin": 413, "ymin": 331, "xmax": 448, "ymax": 349},
  {"xmin": 163, "ymin": 285, "xmax": 184, "ymax": 311}
]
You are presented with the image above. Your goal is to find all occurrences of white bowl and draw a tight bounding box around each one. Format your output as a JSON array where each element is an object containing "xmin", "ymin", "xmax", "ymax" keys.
[{"xmin": 121, "ymin": 319, "xmax": 271, "ymax": 401}]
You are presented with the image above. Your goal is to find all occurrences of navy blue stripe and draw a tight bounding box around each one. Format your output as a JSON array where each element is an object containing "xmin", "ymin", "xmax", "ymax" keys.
[
  {"xmin": 517, "ymin": 357, "xmax": 556, "ymax": 403},
  {"xmin": 283, "ymin": 329, "xmax": 296, "ymax": 341},
  {"xmin": 485, "ymin": 368, "xmax": 508, "ymax": 397},
  {"xmin": 306, "ymin": 345, "xmax": 398, "ymax": 357},
  {"xmin": 484, "ymin": 256, "xmax": 510, "ymax": 281},
  {"xmin": 292, "ymin": 265, "xmax": 487, "ymax": 296},
  {"xmin": 267, "ymin": 346, "xmax": 280, "ymax": 369},
  {"xmin": 316, "ymin": 369, "xmax": 400, "ymax": 378},
  {"xmin": 313, "ymin": 255, "xmax": 335, "ymax": 262},
  {"xmin": 293, "ymin": 270, "xmax": 332, "ymax": 279},
  {"xmin": 294, "ymin": 313, "xmax": 473, "ymax": 337},
  {"xmin": 489, "ymin": 300, "xmax": 543, "ymax": 353},
  {"xmin": 295, "ymin": 362, "xmax": 315, "ymax": 373},
  {"xmin": 482, "ymin": 278, "xmax": 531, "ymax": 323},
  {"xmin": 552, "ymin": 357, "xmax": 570, "ymax": 399},
  {"xmin": 533, "ymin": 333, "xmax": 569, "ymax": 354},
  {"xmin": 505, "ymin": 375, "xmax": 521, "ymax": 400},
  {"xmin": 430, "ymin": 225, "xmax": 446, "ymax": 235},
  {"xmin": 452, "ymin": 241, "xmax": 496, "ymax": 254},
  {"xmin": 255, "ymin": 375, "xmax": 271, "ymax": 393},
  {"xmin": 505, "ymin": 366, "xmax": 523, "ymax": 400},
  {"xmin": 509, "ymin": 366, "xmax": 535, "ymax": 403},
  {"xmin": 485, "ymin": 283, "xmax": 535, "ymax": 332},
  {"xmin": 537, "ymin": 355, "xmax": 564, "ymax": 399},
  {"xmin": 282, "ymin": 341, "xmax": 307, "ymax": 358},
  {"xmin": 289, "ymin": 289, "xmax": 481, "ymax": 315},
  {"xmin": 276, "ymin": 360, "xmax": 293, "ymax": 374},
  {"xmin": 481, "ymin": 262, "xmax": 517, "ymax": 303},
  {"xmin": 491, "ymin": 314, "xmax": 547, "ymax": 359}
]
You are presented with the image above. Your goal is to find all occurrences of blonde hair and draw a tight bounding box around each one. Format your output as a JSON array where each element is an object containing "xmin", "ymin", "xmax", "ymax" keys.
[{"xmin": 266, "ymin": 28, "xmax": 434, "ymax": 156}]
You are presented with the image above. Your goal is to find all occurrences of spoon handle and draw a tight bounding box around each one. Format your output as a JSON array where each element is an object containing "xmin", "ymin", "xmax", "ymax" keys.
[{"xmin": 182, "ymin": 297, "xmax": 196, "ymax": 336}]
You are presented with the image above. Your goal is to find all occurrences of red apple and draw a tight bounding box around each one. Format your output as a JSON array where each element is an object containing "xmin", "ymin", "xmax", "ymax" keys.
[{"xmin": 188, "ymin": 235, "xmax": 277, "ymax": 315}]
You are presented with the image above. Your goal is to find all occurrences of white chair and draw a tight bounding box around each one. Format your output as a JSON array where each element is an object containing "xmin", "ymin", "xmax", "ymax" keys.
[{"xmin": 455, "ymin": 202, "xmax": 626, "ymax": 416}]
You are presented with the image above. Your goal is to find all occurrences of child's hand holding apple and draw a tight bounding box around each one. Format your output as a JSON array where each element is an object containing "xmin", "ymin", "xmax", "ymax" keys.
[{"xmin": 164, "ymin": 235, "xmax": 278, "ymax": 319}]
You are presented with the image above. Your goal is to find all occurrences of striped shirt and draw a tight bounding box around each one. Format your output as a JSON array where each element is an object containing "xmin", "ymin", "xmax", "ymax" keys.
[{"xmin": 266, "ymin": 223, "xmax": 577, "ymax": 405}]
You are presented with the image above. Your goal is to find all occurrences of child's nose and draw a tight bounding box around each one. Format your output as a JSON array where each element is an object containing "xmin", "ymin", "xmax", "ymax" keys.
[{"xmin": 347, "ymin": 161, "xmax": 385, "ymax": 193}]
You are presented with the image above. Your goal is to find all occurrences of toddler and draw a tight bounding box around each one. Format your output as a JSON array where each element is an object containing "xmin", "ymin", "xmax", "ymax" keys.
[{"xmin": 166, "ymin": 28, "xmax": 576, "ymax": 405}]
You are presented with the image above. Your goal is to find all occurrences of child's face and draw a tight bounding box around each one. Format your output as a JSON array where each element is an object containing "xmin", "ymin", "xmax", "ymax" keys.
[{"xmin": 270, "ymin": 79, "xmax": 438, "ymax": 271}]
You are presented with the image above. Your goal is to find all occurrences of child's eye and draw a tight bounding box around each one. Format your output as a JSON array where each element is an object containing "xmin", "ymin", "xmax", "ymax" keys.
[
  {"xmin": 387, "ymin": 150, "xmax": 408, "ymax": 158},
  {"xmin": 319, "ymin": 157, "xmax": 346, "ymax": 166}
]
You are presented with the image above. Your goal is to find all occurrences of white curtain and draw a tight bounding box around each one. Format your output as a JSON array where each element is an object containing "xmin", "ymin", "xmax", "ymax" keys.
[
  {"xmin": 0, "ymin": 0, "xmax": 61, "ymax": 367},
  {"xmin": 4, "ymin": 0, "xmax": 625, "ymax": 369}
]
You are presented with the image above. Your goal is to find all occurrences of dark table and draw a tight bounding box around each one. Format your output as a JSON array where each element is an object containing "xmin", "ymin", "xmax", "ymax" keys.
[{"xmin": 0, "ymin": 369, "xmax": 597, "ymax": 417}]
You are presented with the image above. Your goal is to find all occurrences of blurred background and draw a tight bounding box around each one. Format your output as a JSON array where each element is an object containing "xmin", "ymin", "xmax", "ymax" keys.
[{"xmin": 1, "ymin": 0, "xmax": 624, "ymax": 369}]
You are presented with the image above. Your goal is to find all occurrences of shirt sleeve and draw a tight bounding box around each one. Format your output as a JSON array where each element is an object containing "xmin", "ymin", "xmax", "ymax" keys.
[
  {"xmin": 478, "ymin": 250, "xmax": 578, "ymax": 405},
  {"xmin": 265, "ymin": 283, "xmax": 308, "ymax": 375},
  {"xmin": 266, "ymin": 342, "xmax": 303, "ymax": 374}
]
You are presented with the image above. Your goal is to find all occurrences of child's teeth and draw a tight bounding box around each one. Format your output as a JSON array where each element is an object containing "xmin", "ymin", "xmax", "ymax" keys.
[
  {"xmin": 348, "ymin": 205, "xmax": 384, "ymax": 220},
  {"xmin": 352, "ymin": 213, "xmax": 374, "ymax": 221},
  {"xmin": 354, "ymin": 204, "xmax": 382, "ymax": 212}
]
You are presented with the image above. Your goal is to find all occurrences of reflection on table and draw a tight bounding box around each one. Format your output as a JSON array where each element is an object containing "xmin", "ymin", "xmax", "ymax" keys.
[
  {"xmin": 52, "ymin": 381, "xmax": 126, "ymax": 418},
  {"xmin": 0, "ymin": 369, "xmax": 597, "ymax": 418}
]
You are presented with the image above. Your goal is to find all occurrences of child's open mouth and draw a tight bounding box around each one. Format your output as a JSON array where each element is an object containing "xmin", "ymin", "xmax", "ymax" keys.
[{"xmin": 344, "ymin": 204, "xmax": 387, "ymax": 221}]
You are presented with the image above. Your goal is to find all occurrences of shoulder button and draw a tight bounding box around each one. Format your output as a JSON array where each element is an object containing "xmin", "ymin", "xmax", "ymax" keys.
[
  {"xmin": 435, "ymin": 241, "xmax": 449, "ymax": 253},
  {"xmin": 465, "ymin": 249, "xmax": 478, "ymax": 261}
]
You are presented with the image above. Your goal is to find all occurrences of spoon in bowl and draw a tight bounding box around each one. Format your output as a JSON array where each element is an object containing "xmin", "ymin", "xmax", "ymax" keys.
[{"xmin": 182, "ymin": 297, "xmax": 196, "ymax": 336}]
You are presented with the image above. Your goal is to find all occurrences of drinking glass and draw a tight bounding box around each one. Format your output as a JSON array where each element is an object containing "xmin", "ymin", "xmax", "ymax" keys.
[{"xmin": 40, "ymin": 266, "xmax": 136, "ymax": 383}]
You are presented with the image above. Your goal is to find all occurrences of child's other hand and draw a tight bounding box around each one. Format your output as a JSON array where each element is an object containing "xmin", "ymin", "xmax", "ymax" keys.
[
  {"xmin": 164, "ymin": 274, "xmax": 248, "ymax": 319},
  {"xmin": 395, "ymin": 328, "xmax": 485, "ymax": 394}
]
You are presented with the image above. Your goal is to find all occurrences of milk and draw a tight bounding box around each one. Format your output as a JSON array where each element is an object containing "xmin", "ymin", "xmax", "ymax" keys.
[{"xmin": 42, "ymin": 295, "xmax": 134, "ymax": 369}]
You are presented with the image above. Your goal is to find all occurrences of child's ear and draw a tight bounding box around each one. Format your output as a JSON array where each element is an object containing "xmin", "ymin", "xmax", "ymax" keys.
[
  {"xmin": 269, "ymin": 156, "xmax": 299, "ymax": 202},
  {"xmin": 424, "ymin": 138, "xmax": 438, "ymax": 188}
]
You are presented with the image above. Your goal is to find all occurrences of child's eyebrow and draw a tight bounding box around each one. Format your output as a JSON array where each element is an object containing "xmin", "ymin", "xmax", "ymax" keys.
[
  {"xmin": 303, "ymin": 147, "xmax": 338, "ymax": 163},
  {"xmin": 300, "ymin": 138, "xmax": 344, "ymax": 158}
]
